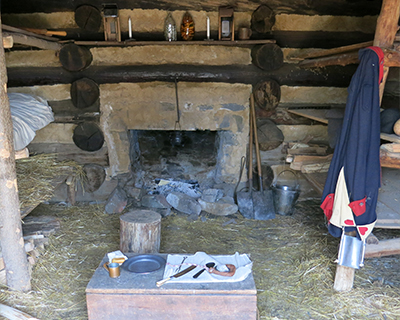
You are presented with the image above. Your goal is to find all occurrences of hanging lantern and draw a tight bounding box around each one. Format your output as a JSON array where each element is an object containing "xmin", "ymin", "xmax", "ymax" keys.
[
  {"xmin": 180, "ymin": 11, "xmax": 195, "ymax": 41},
  {"xmin": 164, "ymin": 13, "xmax": 177, "ymax": 41}
]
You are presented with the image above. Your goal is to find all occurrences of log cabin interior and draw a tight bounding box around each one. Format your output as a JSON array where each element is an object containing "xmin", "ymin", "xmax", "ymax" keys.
[{"xmin": 0, "ymin": 0, "xmax": 399, "ymax": 319}]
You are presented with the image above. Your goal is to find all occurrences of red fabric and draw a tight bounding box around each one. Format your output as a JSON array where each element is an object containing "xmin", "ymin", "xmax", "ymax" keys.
[
  {"xmin": 358, "ymin": 226, "xmax": 369, "ymax": 236},
  {"xmin": 348, "ymin": 196, "xmax": 367, "ymax": 217},
  {"xmin": 367, "ymin": 46, "xmax": 384, "ymax": 83},
  {"xmin": 344, "ymin": 219, "xmax": 355, "ymax": 226},
  {"xmin": 321, "ymin": 193, "xmax": 334, "ymax": 221}
]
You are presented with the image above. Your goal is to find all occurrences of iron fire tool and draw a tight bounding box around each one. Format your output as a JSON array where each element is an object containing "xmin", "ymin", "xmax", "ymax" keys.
[{"xmin": 156, "ymin": 265, "xmax": 196, "ymax": 287}]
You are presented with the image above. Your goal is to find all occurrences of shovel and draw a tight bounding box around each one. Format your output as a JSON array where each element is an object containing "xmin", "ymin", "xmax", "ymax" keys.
[
  {"xmin": 250, "ymin": 93, "xmax": 275, "ymax": 220},
  {"xmin": 236, "ymin": 93, "xmax": 275, "ymax": 220}
]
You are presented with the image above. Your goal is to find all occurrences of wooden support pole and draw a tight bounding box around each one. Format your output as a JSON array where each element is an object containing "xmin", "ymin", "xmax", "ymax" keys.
[
  {"xmin": 373, "ymin": 0, "xmax": 400, "ymax": 102},
  {"xmin": 0, "ymin": 17, "xmax": 31, "ymax": 292}
]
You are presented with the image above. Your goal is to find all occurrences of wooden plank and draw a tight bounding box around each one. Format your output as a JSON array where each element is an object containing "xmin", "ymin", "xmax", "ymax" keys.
[
  {"xmin": 2, "ymin": 24, "xmax": 58, "ymax": 42},
  {"xmin": 380, "ymin": 133, "xmax": 400, "ymax": 143},
  {"xmin": 286, "ymin": 109, "xmax": 400, "ymax": 143},
  {"xmin": 87, "ymin": 294, "xmax": 257, "ymax": 320},
  {"xmin": 2, "ymin": 31, "xmax": 61, "ymax": 50},
  {"xmin": 298, "ymin": 48, "xmax": 400, "ymax": 68},
  {"xmin": 365, "ymin": 238, "xmax": 400, "ymax": 258},
  {"xmin": 288, "ymin": 41, "xmax": 373, "ymax": 60},
  {"xmin": 299, "ymin": 51, "xmax": 359, "ymax": 68},
  {"xmin": 289, "ymin": 154, "xmax": 332, "ymax": 171},
  {"xmin": 286, "ymin": 109, "xmax": 328, "ymax": 124},
  {"xmin": 0, "ymin": 303, "xmax": 39, "ymax": 320},
  {"xmin": 71, "ymin": 39, "xmax": 276, "ymax": 47}
]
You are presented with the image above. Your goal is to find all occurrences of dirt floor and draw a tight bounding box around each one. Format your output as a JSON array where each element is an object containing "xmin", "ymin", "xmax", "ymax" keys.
[{"xmin": 0, "ymin": 199, "xmax": 399, "ymax": 320}]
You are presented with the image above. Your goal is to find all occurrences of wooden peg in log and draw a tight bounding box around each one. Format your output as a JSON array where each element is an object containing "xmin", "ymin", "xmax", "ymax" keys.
[
  {"xmin": 251, "ymin": 44, "xmax": 283, "ymax": 71},
  {"xmin": 120, "ymin": 210, "xmax": 162, "ymax": 253},
  {"xmin": 253, "ymin": 79, "xmax": 281, "ymax": 111},
  {"xmin": 251, "ymin": 5, "xmax": 275, "ymax": 34},
  {"xmin": 59, "ymin": 43, "xmax": 92, "ymax": 72}
]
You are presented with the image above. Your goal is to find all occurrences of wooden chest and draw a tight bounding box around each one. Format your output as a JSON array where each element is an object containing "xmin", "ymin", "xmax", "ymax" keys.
[{"xmin": 86, "ymin": 254, "xmax": 258, "ymax": 319}]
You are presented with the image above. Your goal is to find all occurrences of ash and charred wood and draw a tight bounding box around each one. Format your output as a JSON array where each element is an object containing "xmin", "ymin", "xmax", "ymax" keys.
[
  {"xmin": 1, "ymin": 0, "xmax": 382, "ymax": 16},
  {"xmin": 6, "ymin": 64, "xmax": 358, "ymax": 88}
]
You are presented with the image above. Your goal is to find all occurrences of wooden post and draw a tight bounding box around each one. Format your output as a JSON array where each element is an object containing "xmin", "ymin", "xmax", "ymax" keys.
[
  {"xmin": 373, "ymin": 0, "xmax": 400, "ymax": 102},
  {"xmin": 333, "ymin": 0, "xmax": 400, "ymax": 292},
  {"xmin": 120, "ymin": 210, "xmax": 162, "ymax": 253},
  {"xmin": 0, "ymin": 17, "xmax": 31, "ymax": 292}
]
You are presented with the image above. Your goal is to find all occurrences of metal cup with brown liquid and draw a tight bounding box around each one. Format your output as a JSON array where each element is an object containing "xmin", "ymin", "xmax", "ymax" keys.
[{"xmin": 103, "ymin": 262, "xmax": 120, "ymax": 278}]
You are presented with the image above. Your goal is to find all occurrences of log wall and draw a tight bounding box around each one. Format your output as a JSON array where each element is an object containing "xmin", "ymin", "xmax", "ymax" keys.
[{"xmin": 3, "ymin": 9, "xmax": 387, "ymax": 179}]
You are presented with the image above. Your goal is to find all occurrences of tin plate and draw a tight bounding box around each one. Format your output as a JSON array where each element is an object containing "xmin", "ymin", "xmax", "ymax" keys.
[{"xmin": 121, "ymin": 255, "xmax": 166, "ymax": 273}]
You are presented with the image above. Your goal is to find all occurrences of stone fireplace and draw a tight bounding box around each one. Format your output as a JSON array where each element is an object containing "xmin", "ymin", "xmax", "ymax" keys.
[{"xmin": 100, "ymin": 81, "xmax": 251, "ymax": 184}]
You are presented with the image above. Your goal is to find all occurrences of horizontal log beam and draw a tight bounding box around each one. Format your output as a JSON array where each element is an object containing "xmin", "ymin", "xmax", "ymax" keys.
[
  {"xmin": 6, "ymin": 64, "xmax": 358, "ymax": 88},
  {"xmin": 1, "ymin": 0, "xmax": 382, "ymax": 16}
]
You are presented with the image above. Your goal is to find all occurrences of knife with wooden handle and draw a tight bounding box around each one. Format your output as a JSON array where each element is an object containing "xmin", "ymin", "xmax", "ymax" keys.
[{"xmin": 156, "ymin": 265, "xmax": 196, "ymax": 287}]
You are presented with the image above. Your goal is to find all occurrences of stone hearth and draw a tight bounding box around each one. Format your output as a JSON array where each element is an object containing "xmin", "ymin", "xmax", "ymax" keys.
[{"xmin": 100, "ymin": 81, "xmax": 251, "ymax": 184}]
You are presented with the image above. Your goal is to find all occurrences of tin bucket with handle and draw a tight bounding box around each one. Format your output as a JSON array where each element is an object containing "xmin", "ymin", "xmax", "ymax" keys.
[{"xmin": 272, "ymin": 170, "xmax": 300, "ymax": 216}]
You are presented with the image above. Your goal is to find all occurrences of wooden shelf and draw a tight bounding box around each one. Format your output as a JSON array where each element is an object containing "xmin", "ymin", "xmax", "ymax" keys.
[
  {"xmin": 286, "ymin": 108, "xmax": 400, "ymax": 143},
  {"xmin": 69, "ymin": 39, "xmax": 276, "ymax": 47}
]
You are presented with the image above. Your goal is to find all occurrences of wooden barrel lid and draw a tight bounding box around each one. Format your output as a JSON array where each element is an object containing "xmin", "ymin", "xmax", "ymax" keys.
[
  {"xmin": 71, "ymin": 78, "xmax": 99, "ymax": 109},
  {"xmin": 59, "ymin": 43, "xmax": 93, "ymax": 72}
]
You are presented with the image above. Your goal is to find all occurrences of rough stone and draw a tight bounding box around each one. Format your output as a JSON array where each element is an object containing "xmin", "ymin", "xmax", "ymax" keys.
[
  {"xmin": 104, "ymin": 187, "xmax": 128, "ymax": 214},
  {"xmin": 166, "ymin": 192, "xmax": 202, "ymax": 215},
  {"xmin": 125, "ymin": 186, "xmax": 142, "ymax": 201},
  {"xmin": 198, "ymin": 196, "xmax": 238, "ymax": 216},
  {"xmin": 141, "ymin": 194, "xmax": 171, "ymax": 209},
  {"xmin": 201, "ymin": 189, "xmax": 224, "ymax": 203}
]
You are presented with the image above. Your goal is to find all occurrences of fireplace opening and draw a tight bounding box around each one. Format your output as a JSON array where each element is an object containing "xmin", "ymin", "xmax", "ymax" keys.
[{"xmin": 129, "ymin": 129, "xmax": 218, "ymax": 184}]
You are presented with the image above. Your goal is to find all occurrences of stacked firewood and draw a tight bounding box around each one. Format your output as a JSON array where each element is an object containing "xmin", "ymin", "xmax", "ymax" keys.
[
  {"xmin": 0, "ymin": 216, "xmax": 60, "ymax": 285},
  {"xmin": 284, "ymin": 142, "xmax": 333, "ymax": 174}
]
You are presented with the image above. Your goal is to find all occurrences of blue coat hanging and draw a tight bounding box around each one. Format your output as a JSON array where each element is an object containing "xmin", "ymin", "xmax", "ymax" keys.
[{"xmin": 320, "ymin": 46, "xmax": 384, "ymax": 242}]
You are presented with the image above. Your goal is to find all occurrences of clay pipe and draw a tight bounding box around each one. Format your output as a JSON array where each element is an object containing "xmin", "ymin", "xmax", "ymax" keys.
[{"xmin": 208, "ymin": 264, "xmax": 236, "ymax": 277}]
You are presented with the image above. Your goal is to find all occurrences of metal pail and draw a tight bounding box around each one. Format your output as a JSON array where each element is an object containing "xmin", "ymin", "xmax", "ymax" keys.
[{"xmin": 272, "ymin": 170, "xmax": 300, "ymax": 216}]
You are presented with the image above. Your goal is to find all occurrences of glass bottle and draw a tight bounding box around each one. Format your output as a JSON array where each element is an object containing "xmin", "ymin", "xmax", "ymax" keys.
[
  {"xmin": 164, "ymin": 13, "xmax": 177, "ymax": 41},
  {"xmin": 180, "ymin": 11, "xmax": 195, "ymax": 41}
]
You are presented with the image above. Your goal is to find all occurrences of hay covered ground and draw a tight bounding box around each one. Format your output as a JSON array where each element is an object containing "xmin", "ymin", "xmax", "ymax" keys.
[{"xmin": 0, "ymin": 200, "xmax": 399, "ymax": 320}]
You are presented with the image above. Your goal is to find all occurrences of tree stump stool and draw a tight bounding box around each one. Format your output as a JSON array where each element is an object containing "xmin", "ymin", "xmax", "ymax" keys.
[{"xmin": 119, "ymin": 210, "xmax": 162, "ymax": 253}]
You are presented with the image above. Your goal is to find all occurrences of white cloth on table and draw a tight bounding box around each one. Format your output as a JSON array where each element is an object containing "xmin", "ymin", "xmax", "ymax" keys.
[{"xmin": 162, "ymin": 251, "xmax": 252, "ymax": 283}]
